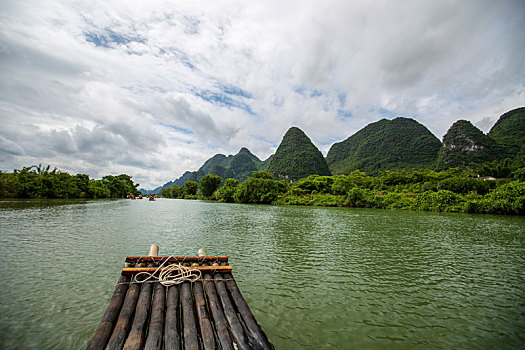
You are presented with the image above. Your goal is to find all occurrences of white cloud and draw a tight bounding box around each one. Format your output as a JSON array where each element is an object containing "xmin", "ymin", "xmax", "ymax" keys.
[{"xmin": 0, "ymin": 0, "xmax": 523, "ymax": 188}]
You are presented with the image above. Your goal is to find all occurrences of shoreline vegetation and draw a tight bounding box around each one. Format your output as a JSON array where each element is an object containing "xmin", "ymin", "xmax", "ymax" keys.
[
  {"xmin": 0, "ymin": 165, "xmax": 140, "ymax": 199},
  {"xmin": 163, "ymin": 165, "xmax": 525, "ymax": 215},
  {"xmin": 1, "ymin": 162, "xmax": 524, "ymax": 215}
]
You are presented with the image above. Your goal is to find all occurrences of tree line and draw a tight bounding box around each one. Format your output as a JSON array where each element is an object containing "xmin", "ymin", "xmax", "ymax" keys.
[
  {"xmin": 163, "ymin": 161, "xmax": 525, "ymax": 215},
  {"xmin": 0, "ymin": 165, "xmax": 140, "ymax": 199}
]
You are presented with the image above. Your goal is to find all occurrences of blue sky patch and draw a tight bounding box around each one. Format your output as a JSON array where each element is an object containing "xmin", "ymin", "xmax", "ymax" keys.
[
  {"xmin": 158, "ymin": 47, "xmax": 197, "ymax": 71},
  {"xmin": 149, "ymin": 86, "xmax": 168, "ymax": 94},
  {"xmin": 84, "ymin": 29, "xmax": 146, "ymax": 48},
  {"xmin": 379, "ymin": 108, "xmax": 398, "ymax": 119},
  {"xmin": 251, "ymin": 135, "xmax": 278, "ymax": 149},
  {"xmin": 338, "ymin": 92, "xmax": 347, "ymax": 107},
  {"xmin": 337, "ymin": 109, "xmax": 353, "ymax": 118},
  {"xmin": 310, "ymin": 90, "xmax": 322, "ymax": 98},
  {"xmin": 195, "ymin": 89, "xmax": 255, "ymax": 115},
  {"xmin": 217, "ymin": 83, "xmax": 252, "ymax": 99},
  {"xmin": 294, "ymin": 86, "xmax": 325, "ymax": 98},
  {"xmin": 156, "ymin": 121, "xmax": 193, "ymax": 135},
  {"xmin": 294, "ymin": 87, "xmax": 306, "ymax": 95}
]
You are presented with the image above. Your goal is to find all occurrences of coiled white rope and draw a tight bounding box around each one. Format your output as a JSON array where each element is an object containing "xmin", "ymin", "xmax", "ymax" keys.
[{"xmin": 133, "ymin": 256, "xmax": 202, "ymax": 286}]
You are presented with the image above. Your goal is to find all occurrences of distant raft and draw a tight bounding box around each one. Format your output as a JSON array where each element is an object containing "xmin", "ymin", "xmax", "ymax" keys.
[{"xmin": 87, "ymin": 245, "xmax": 274, "ymax": 350}]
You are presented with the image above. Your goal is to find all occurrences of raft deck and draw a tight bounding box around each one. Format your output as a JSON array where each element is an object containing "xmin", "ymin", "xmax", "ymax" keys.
[{"xmin": 87, "ymin": 251, "xmax": 273, "ymax": 350}]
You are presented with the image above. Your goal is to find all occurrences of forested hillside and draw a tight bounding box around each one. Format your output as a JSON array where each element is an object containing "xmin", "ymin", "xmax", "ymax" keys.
[
  {"xmin": 141, "ymin": 148, "xmax": 270, "ymax": 194},
  {"xmin": 488, "ymin": 107, "xmax": 525, "ymax": 162},
  {"xmin": 267, "ymin": 127, "xmax": 331, "ymax": 180},
  {"xmin": 436, "ymin": 120, "xmax": 499, "ymax": 169},
  {"xmin": 326, "ymin": 117, "xmax": 442, "ymax": 175}
]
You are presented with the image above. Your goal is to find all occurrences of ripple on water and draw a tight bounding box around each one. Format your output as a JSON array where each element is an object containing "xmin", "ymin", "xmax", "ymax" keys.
[{"xmin": 1, "ymin": 201, "xmax": 524, "ymax": 349}]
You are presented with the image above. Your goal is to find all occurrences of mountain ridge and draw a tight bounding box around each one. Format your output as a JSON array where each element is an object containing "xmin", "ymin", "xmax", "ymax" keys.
[
  {"xmin": 140, "ymin": 148, "xmax": 271, "ymax": 194},
  {"xmin": 140, "ymin": 107, "xmax": 524, "ymax": 193}
]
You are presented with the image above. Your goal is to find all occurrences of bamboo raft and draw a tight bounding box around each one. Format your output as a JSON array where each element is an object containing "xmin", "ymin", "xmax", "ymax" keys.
[{"xmin": 87, "ymin": 245, "xmax": 274, "ymax": 350}]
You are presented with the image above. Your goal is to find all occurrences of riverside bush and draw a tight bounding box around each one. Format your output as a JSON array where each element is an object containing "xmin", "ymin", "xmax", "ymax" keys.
[
  {"xmin": 161, "ymin": 169, "xmax": 524, "ymax": 215},
  {"xmin": 0, "ymin": 165, "xmax": 140, "ymax": 199}
]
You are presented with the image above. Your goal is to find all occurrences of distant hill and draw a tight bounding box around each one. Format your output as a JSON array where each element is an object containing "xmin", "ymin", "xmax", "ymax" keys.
[
  {"xmin": 326, "ymin": 117, "xmax": 442, "ymax": 174},
  {"xmin": 140, "ymin": 148, "xmax": 270, "ymax": 195},
  {"xmin": 436, "ymin": 120, "xmax": 499, "ymax": 169},
  {"xmin": 139, "ymin": 170, "xmax": 196, "ymax": 195},
  {"xmin": 487, "ymin": 107, "xmax": 525, "ymax": 162},
  {"xmin": 141, "ymin": 107, "xmax": 524, "ymax": 193},
  {"xmin": 267, "ymin": 127, "xmax": 331, "ymax": 180}
]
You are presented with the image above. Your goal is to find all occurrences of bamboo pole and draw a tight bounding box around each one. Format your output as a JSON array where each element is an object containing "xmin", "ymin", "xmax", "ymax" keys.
[
  {"xmin": 148, "ymin": 244, "xmax": 160, "ymax": 257},
  {"xmin": 197, "ymin": 248, "xmax": 206, "ymax": 257},
  {"xmin": 122, "ymin": 282, "xmax": 154, "ymax": 350},
  {"xmin": 105, "ymin": 283, "xmax": 141, "ymax": 350},
  {"xmin": 203, "ymin": 273, "xmax": 234, "ymax": 350},
  {"xmin": 87, "ymin": 274, "xmax": 130, "ymax": 350},
  {"xmin": 193, "ymin": 280, "xmax": 216, "ymax": 350},
  {"xmin": 121, "ymin": 244, "xmax": 159, "ymax": 350},
  {"xmin": 144, "ymin": 283, "xmax": 165, "ymax": 350},
  {"xmin": 164, "ymin": 285, "xmax": 181, "ymax": 350},
  {"xmin": 222, "ymin": 273, "xmax": 274, "ymax": 350},
  {"xmin": 214, "ymin": 274, "xmax": 250, "ymax": 349},
  {"xmin": 180, "ymin": 282, "xmax": 200, "ymax": 350}
]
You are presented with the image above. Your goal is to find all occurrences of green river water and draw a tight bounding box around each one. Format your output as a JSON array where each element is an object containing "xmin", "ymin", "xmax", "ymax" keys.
[{"xmin": 0, "ymin": 198, "xmax": 524, "ymax": 349}]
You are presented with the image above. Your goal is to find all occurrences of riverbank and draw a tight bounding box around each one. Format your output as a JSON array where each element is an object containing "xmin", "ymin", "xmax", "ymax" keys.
[
  {"xmin": 273, "ymin": 182, "xmax": 524, "ymax": 214},
  {"xmin": 0, "ymin": 165, "xmax": 140, "ymax": 199},
  {"xmin": 163, "ymin": 170, "xmax": 525, "ymax": 215}
]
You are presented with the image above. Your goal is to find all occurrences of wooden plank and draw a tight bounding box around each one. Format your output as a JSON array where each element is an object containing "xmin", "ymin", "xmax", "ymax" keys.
[
  {"xmin": 87, "ymin": 274, "xmax": 130, "ymax": 350},
  {"xmin": 164, "ymin": 285, "xmax": 181, "ymax": 350},
  {"xmin": 106, "ymin": 283, "xmax": 141, "ymax": 350},
  {"xmin": 123, "ymin": 282, "xmax": 154, "ymax": 350},
  {"xmin": 223, "ymin": 273, "xmax": 274, "ymax": 350},
  {"xmin": 144, "ymin": 283, "xmax": 165, "ymax": 350},
  {"xmin": 180, "ymin": 282, "xmax": 200, "ymax": 350},
  {"xmin": 193, "ymin": 280, "xmax": 216, "ymax": 350},
  {"xmin": 121, "ymin": 266, "xmax": 232, "ymax": 275},
  {"xmin": 214, "ymin": 274, "xmax": 250, "ymax": 349},
  {"xmin": 125, "ymin": 256, "xmax": 228, "ymax": 263},
  {"xmin": 203, "ymin": 273, "xmax": 234, "ymax": 350}
]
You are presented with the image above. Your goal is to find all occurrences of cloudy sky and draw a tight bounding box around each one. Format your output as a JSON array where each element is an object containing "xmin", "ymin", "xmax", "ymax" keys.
[{"xmin": 1, "ymin": 0, "xmax": 523, "ymax": 189}]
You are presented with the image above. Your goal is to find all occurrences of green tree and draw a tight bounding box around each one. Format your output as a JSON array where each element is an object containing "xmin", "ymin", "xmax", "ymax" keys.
[
  {"xmin": 332, "ymin": 170, "xmax": 369, "ymax": 195},
  {"xmin": 252, "ymin": 170, "xmax": 273, "ymax": 179},
  {"xmin": 477, "ymin": 159, "xmax": 514, "ymax": 178},
  {"xmin": 88, "ymin": 179, "xmax": 111, "ymax": 198},
  {"xmin": 0, "ymin": 165, "xmax": 141, "ymax": 199},
  {"xmin": 162, "ymin": 187, "xmax": 172, "ymax": 198},
  {"xmin": 215, "ymin": 178, "xmax": 239, "ymax": 202},
  {"xmin": 0, "ymin": 170, "xmax": 20, "ymax": 197},
  {"xmin": 483, "ymin": 181, "xmax": 525, "ymax": 214},
  {"xmin": 75, "ymin": 174, "xmax": 91, "ymax": 198},
  {"xmin": 293, "ymin": 175, "xmax": 334, "ymax": 194},
  {"xmin": 163, "ymin": 185, "xmax": 182, "ymax": 198},
  {"xmin": 437, "ymin": 177, "xmax": 492, "ymax": 195},
  {"xmin": 200, "ymin": 174, "xmax": 222, "ymax": 198},
  {"xmin": 182, "ymin": 181, "xmax": 199, "ymax": 197},
  {"xmin": 234, "ymin": 173, "xmax": 284, "ymax": 204},
  {"xmin": 16, "ymin": 166, "xmax": 42, "ymax": 198},
  {"xmin": 102, "ymin": 174, "xmax": 140, "ymax": 198},
  {"xmin": 512, "ymin": 167, "xmax": 525, "ymax": 182}
]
